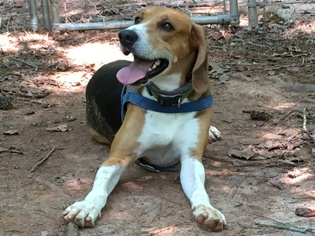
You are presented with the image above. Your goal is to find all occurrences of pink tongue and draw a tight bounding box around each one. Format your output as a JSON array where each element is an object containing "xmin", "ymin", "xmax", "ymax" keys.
[{"xmin": 116, "ymin": 58, "xmax": 155, "ymax": 85}]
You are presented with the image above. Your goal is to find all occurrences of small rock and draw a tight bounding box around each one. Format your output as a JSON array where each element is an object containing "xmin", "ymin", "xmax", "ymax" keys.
[
  {"xmin": 0, "ymin": 95, "xmax": 13, "ymax": 110},
  {"xmin": 3, "ymin": 129, "xmax": 20, "ymax": 135},
  {"xmin": 46, "ymin": 124, "xmax": 68, "ymax": 132}
]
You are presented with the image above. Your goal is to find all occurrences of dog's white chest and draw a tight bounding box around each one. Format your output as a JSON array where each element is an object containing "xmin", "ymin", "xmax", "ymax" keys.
[{"xmin": 135, "ymin": 110, "xmax": 199, "ymax": 166}]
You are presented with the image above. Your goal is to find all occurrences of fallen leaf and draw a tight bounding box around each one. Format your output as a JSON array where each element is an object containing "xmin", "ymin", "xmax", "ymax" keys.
[
  {"xmin": 65, "ymin": 116, "xmax": 76, "ymax": 122},
  {"xmin": 287, "ymin": 167, "xmax": 309, "ymax": 179},
  {"xmin": 228, "ymin": 145, "xmax": 256, "ymax": 160},
  {"xmin": 19, "ymin": 86, "xmax": 51, "ymax": 99},
  {"xmin": 219, "ymin": 74, "xmax": 229, "ymax": 84},
  {"xmin": 208, "ymin": 62, "xmax": 224, "ymax": 80},
  {"xmin": 24, "ymin": 110, "xmax": 35, "ymax": 116},
  {"xmin": 209, "ymin": 62, "xmax": 224, "ymax": 74},
  {"xmin": 46, "ymin": 124, "xmax": 68, "ymax": 132},
  {"xmin": 0, "ymin": 95, "xmax": 13, "ymax": 110},
  {"xmin": 269, "ymin": 180, "xmax": 285, "ymax": 190},
  {"xmin": 0, "ymin": 147, "xmax": 24, "ymax": 154},
  {"xmin": 295, "ymin": 208, "xmax": 315, "ymax": 217},
  {"xmin": 254, "ymin": 148, "xmax": 276, "ymax": 159},
  {"xmin": 3, "ymin": 129, "xmax": 20, "ymax": 135},
  {"xmin": 211, "ymin": 31, "xmax": 224, "ymax": 41},
  {"xmin": 0, "ymin": 147, "xmax": 9, "ymax": 153},
  {"xmin": 250, "ymin": 111, "xmax": 272, "ymax": 121}
]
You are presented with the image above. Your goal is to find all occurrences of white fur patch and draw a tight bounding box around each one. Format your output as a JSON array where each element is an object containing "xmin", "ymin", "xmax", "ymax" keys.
[
  {"xmin": 63, "ymin": 165, "xmax": 125, "ymax": 227},
  {"xmin": 135, "ymin": 110, "xmax": 199, "ymax": 167},
  {"xmin": 180, "ymin": 157, "xmax": 226, "ymax": 227},
  {"xmin": 149, "ymin": 73, "xmax": 181, "ymax": 91},
  {"xmin": 128, "ymin": 22, "xmax": 167, "ymax": 61},
  {"xmin": 208, "ymin": 125, "xmax": 221, "ymax": 142},
  {"xmin": 180, "ymin": 157, "xmax": 207, "ymax": 201}
]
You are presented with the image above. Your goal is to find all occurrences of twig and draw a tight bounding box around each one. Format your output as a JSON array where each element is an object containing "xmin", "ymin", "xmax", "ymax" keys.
[
  {"xmin": 16, "ymin": 97, "xmax": 47, "ymax": 105},
  {"xmin": 0, "ymin": 147, "xmax": 25, "ymax": 155},
  {"xmin": 302, "ymin": 108, "xmax": 315, "ymax": 144},
  {"xmin": 231, "ymin": 158, "xmax": 296, "ymax": 167},
  {"xmin": 11, "ymin": 58, "xmax": 37, "ymax": 68},
  {"xmin": 141, "ymin": 224, "xmax": 183, "ymax": 234},
  {"xmin": 4, "ymin": 57, "xmax": 38, "ymax": 72},
  {"xmin": 33, "ymin": 177, "xmax": 71, "ymax": 201},
  {"xmin": 156, "ymin": 191, "xmax": 184, "ymax": 207},
  {"xmin": 278, "ymin": 109, "xmax": 302, "ymax": 122},
  {"xmin": 209, "ymin": 155, "xmax": 296, "ymax": 167},
  {"xmin": 232, "ymin": 176, "xmax": 247, "ymax": 198},
  {"xmin": 255, "ymin": 220, "xmax": 314, "ymax": 234},
  {"xmin": 29, "ymin": 147, "xmax": 56, "ymax": 173}
]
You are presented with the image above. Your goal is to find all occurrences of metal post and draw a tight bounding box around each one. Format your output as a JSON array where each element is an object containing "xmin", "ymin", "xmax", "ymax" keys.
[
  {"xmin": 229, "ymin": 0, "xmax": 240, "ymax": 26},
  {"xmin": 50, "ymin": 0, "xmax": 60, "ymax": 24},
  {"xmin": 223, "ymin": 0, "xmax": 226, "ymax": 14},
  {"xmin": 28, "ymin": 0, "xmax": 38, "ymax": 31},
  {"xmin": 248, "ymin": 0, "xmax": 259, "ymax": 29},
  {"xmin": 41, "ymin": 0, "xmax": 51, "ymax": 31}
]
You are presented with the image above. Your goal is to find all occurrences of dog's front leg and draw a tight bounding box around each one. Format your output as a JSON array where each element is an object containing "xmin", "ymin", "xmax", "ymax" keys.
[
  {"xmin": 63, "ymin": 163, "xmax": 125, "ymax": 227},
  {"xmin": 64, "ymin": 106, "xmax": 142, "ymax": 227},
  {"xmin": 180, "ymin": 156, "xmax": 227, "ymax": 231}
]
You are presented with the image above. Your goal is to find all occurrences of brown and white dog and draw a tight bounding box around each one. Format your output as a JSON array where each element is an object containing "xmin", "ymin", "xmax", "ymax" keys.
[{"xmin": 63, "ymin": 6, "xmax": 227, "ymax": 232}]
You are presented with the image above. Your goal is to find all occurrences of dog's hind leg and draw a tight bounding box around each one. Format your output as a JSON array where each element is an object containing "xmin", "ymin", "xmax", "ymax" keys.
[{"xmin": 208, "ymin": 125, "xmax": 221, "ymax": 142}]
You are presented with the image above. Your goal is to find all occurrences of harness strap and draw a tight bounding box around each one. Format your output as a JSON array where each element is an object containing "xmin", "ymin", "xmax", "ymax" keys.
[
  {"xmin": 121, "ymin": 86, "xmax": 213, "ymax": 121},
  {"xmin": 138, "ymin": 158, "xmax": 178, "ymax": 173}
]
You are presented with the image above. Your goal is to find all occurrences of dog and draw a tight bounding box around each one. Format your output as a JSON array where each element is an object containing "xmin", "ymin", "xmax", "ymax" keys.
[{"xmin": 63, "ymin": 6, "xmax": 227, "ymax": 232}]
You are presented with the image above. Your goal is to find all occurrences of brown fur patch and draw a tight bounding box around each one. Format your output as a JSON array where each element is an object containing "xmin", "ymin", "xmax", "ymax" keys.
[{"xmin": 100, "ymin": 104, "xmax": 146, "ymax": 167}]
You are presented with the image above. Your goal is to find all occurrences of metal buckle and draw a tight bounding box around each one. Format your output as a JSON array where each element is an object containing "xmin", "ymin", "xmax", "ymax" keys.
[{"xmin": 157, "ymin": 95, "xmax": 182, "ymax": 107}]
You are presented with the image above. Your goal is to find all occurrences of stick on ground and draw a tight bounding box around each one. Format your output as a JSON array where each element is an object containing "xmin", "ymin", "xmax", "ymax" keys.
[
  {"xmin": 302, "ymin": 108, "xmax": 315, "ymax": 144},
  {"xmin": 29, "ymin": 147, "xmax": 56, "ymax": 173},
  {"xmin": 255, "ymin": 220, "xmax": 315, "ymax": 234}
]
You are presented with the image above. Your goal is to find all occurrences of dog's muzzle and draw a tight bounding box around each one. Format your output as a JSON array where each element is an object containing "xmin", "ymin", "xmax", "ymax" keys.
[{"xmin": 119, "ymin": 29, "xmax": 138, "ymax": 54}]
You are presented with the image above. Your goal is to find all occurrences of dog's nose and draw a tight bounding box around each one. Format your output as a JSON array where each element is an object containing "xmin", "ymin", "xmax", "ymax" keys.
[{"xmin": 118, "ymin": 30, "xmax": 138, "ymax": 46}]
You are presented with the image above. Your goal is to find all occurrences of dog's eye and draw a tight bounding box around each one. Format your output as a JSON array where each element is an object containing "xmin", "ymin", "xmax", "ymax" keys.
[
  {"xmin": 134, "ymin": 17, "xmax": 141, "ymax": 24},
  {"xmin": 161, "ymin": 22, "xmax": 173, "ymax": 30}
]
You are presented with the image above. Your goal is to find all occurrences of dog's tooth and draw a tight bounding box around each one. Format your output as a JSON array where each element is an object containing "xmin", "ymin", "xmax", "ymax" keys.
[{"xmin": 148, "ymin": 60, "xmax": 160, "ymax": 71}]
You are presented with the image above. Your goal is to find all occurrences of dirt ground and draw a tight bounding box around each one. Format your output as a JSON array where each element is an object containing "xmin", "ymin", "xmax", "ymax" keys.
[{"xmin": 1, "ymin": 2, "xmax": 315, "ymax": 236}]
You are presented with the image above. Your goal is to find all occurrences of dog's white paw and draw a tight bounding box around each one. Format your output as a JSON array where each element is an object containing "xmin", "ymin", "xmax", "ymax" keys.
[
  {"xmin": 63, "ymin": 200, "xmax": 101, "ymax": 228},
  {"xmin": 208, "ymin": 126, "xmax": 221, "ymax": 142},
  {"xmin": 192, "ymin": 204, "xmax": 227, "ymax": 231}
]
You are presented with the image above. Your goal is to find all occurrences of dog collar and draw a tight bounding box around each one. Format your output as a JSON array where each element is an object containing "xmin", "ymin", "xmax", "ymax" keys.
[
  {"xmin": 121, "ymin": 85, "xmax": 213, "ymax": 121},
  {"xmin": 146, "ymin": 81, "xmax": 194, "ymax": 107}
]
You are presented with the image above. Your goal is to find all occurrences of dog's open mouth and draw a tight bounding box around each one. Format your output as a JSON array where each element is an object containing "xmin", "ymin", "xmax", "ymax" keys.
[{"xmin": 116, "ymin": 56, "xmax": 168, "ymax": 85}]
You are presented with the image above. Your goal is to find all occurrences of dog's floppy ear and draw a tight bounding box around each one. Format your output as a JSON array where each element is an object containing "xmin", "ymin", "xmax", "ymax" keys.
[{"xmin": 191, "ymin": 24, "xmax": 209, "ymax": 94}]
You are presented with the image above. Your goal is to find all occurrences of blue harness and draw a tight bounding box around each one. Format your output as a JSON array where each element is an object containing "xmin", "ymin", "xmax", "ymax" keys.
[{"xmin": 120, "ymin": 83, "xmax": 213, "ymax": 121}]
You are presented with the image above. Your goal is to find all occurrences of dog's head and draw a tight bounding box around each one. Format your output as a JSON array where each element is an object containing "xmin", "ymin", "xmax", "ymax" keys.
[{"xmin": 117, "ymin": 6, "xmax": 209, "ymax": 94}]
